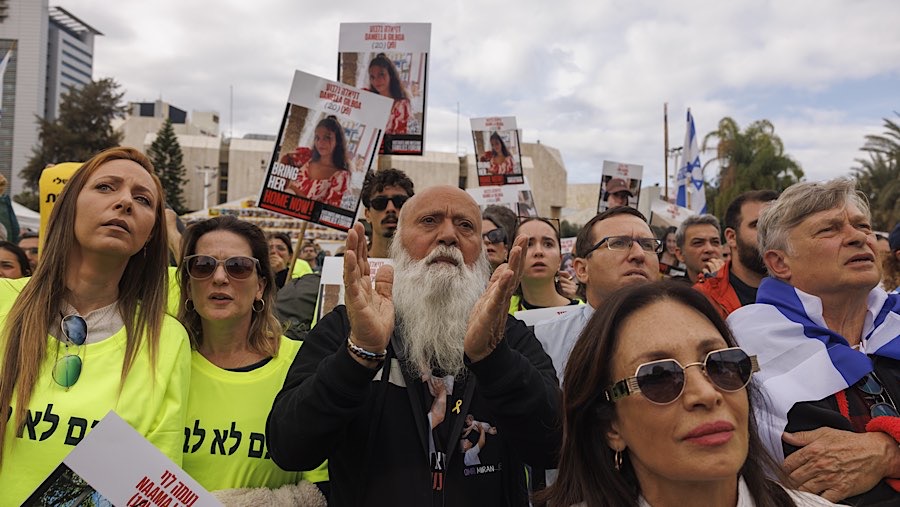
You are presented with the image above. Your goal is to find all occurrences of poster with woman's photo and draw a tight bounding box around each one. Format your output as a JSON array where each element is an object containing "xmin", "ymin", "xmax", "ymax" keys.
[
  {"xmin": 471, "ymin": 116, "xmax": 525, "ymax": 186},
  {"xmin": 597, "ymin": 160, "xmax": 643, "ymax": 213},
  {"xmin": 258, "ymin": 70, "xmax": 392, "ymax": 232},
  {"xmin": 338, "ymin": 22, "xmax": 430, "ymax": 156}
]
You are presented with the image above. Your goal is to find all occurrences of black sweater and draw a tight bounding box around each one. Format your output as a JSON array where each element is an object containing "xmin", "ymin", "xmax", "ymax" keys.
[{"xmin": 266, "ymin": 306, "xmax": 562, "ymax": 506}]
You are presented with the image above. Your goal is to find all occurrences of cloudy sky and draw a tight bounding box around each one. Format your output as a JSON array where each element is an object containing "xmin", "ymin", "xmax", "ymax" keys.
[{"xmin": 61, "ymin": 0, "xmax": 900, "ymax": 188}]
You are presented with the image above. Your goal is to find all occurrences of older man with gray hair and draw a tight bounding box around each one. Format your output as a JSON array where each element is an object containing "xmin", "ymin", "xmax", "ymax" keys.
[
  {"xmin": 267, "ymin": 185, "xmax": 560, "ymax": 506},
  {"xmin": 728, "ymin": 178, "xmax": 900, "ymax": 505}
]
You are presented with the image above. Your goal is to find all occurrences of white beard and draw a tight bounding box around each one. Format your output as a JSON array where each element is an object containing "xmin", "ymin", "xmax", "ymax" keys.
[{"xmin": 390, "ymin": 241, "xmax": 491, "ymax": 378}]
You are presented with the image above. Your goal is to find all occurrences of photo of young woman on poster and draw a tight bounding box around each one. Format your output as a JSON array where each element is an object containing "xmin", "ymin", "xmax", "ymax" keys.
[
  {"xmin": 485, "ymin": 132, "xmax": 514, "ymax": 175},
  {"xmin": 285, "ymin": 115, "xmax": 351, "ymax": 207},
  {"xmin": 367, "ymin": 53, "xmax": 412, "ymax": 135}
]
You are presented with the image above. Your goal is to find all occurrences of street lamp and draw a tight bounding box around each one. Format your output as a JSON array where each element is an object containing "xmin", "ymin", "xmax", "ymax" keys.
[{"xmin": 195, "ymin": 165, "xmax": 218, "ymax": 210}]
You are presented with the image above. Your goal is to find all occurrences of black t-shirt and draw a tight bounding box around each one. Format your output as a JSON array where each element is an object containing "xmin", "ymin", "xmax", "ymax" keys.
[{"xmin": 729, "ymin": 270, "xmax": 758, "ymax": 307}]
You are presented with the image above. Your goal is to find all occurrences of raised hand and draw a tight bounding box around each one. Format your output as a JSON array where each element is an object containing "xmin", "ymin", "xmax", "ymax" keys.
[
  {"xmin": 702, "ymin": 256, "xmax": 726, "ymax": 277},
  {"xmin": 343, "ymin": 222, "xmax": 394, "ymax": 364},
  {"xmin": 464, "ymin": 234, "xmax": 527, "ymax": 363},
  {"xmin": 556, "ymin": 270, "xmax": 578, "ymax": 300}
]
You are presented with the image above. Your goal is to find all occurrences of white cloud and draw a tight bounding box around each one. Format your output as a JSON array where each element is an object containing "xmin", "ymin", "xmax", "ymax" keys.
[{"xmin": 59, "ymin": 0, "xmax": 900, "ymax": 189}]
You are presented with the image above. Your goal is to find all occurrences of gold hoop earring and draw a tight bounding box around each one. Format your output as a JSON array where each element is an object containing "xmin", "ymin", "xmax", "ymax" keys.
[
  {"xmin": 184, "ymin": 299, "xmax": 195, "ymax": 312},
  {"xmin": 252, "ymin": 299, "xmax": 265, "ymax": 313}
]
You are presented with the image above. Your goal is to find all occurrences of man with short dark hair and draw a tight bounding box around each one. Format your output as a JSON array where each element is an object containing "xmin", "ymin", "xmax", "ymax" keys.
[
  {"xmin": 17, "ymin": 232, "xmax": 39, "ymax": 271},
  {"xmin": 299, "ymin": 241, "xmax": 319, "ymax": 272},
  {"xmin": 694, "ymin": 190, "xmax": 778, "ymax": 317},
  {"xmin": 361, "ymin": 168, "xmax": 415, "ymax": 258},
  {"xmin": 674, "ymin": 214, "xmax": 724, "ymax": 283},
  {"xmin": 534, "ymin": 207, "xmax": 659, "ymax": 384}
]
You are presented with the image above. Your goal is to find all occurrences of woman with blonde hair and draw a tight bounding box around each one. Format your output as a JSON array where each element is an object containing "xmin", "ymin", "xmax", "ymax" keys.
[{"xmin": 0, "ymin": 147, "xmax": 191, "ymax": 504}]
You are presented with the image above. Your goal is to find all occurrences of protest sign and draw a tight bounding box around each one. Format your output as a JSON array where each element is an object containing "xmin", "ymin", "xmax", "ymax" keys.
[
  {"xmin": 598, "ymin": 161, "xmax": 643, "ymax": 213},
  {"xmin": 466, "ymin": 183, "xmax": 536, "ymax": 217},
  {"xmin": 258, "ymin": 70, "xmax": 392, "ymax": 231},
  {"xmin": 25, "ymin": 411, "xmax": 219, "ymax": 507},
  {"xmin": 338, "ymin": 22, "xmax": 431, "ymax": 155},
  {"xmin": 471, "ymin": 116, "xmax": 524, "ymax": 186}
]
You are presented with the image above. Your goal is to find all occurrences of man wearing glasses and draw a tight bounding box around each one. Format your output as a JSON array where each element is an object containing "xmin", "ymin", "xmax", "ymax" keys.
[
  {"xmin": 728, "ymin": 179, "xmax": 900, "ymax": 505},
  {"xmin": 361, "ymin": 168, "xmax": 415, "ymax": 258},
  {"xmin": 534, "ymin": 207, "xmax": 659, "ymax": 385}
]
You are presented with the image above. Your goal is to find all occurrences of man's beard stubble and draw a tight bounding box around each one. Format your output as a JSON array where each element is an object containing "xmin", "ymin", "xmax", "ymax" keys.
[
  {"xmin": 736, "ymin": 233, "xmax": 767, "ymax": 276},
  {"xmin": 390, "ymin": 241, "xmax": 491, "ymax": 378}
]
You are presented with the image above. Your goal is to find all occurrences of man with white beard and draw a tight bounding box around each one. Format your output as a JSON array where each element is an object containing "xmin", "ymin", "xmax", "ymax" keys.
[{"xmin": 267, "ymin": 186, "xmax": 561, "ymax": 507}]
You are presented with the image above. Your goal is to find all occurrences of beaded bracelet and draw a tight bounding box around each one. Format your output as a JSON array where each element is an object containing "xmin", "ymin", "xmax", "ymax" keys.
[{"xmin": 347, "ymin": 337, "xmax": 387, "ymax": 362}]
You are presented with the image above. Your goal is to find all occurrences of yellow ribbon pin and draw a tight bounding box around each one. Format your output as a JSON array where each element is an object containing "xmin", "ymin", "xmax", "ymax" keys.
[{"xmin": 452, "ymin": 400, "xmax": 462, "ymax": 414}]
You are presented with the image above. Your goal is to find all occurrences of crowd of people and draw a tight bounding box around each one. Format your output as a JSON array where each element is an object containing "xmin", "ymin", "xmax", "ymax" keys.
[{"xmin": 2, "ymin": 145, "xmax": 900, "ymax": 506}]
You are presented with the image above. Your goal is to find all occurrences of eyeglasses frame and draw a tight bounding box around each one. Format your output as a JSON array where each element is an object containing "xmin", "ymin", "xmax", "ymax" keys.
[{"xmin": 604, "ymin": 347, "xmax": 760, "ymax": 405}]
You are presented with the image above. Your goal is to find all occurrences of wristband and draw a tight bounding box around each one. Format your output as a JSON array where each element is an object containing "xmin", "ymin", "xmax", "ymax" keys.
[{"xmin": 347, "ymin": 337, "xmax": 387, "ymax": 362}]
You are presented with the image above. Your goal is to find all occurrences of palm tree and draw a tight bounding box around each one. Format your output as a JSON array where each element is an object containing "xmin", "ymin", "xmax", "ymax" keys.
[
  {"xmin": 702, "ymin": 117, "xmax": 803, "ymax": 218},
  {"xmin": 853, "ymin": 113, "xmax": 900, "ymax": 231}
]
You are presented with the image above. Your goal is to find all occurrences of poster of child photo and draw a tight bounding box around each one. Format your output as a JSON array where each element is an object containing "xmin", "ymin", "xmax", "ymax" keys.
[
  {"xmin": 338, "ymin": 22, "xmax": 430, "ymax": 156},
  {"xmin": 258, "ymin": 70, "xmax": 392, "ymax": 232},
  {"xmin": 471, "ymin": 116, "xmax": 524, "ymax": 186}
]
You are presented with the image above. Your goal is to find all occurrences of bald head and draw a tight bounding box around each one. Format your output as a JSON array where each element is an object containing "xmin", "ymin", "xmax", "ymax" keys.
[{"xmin": 396, "ymin": 185, "xmax": 484, "ymax": 266}]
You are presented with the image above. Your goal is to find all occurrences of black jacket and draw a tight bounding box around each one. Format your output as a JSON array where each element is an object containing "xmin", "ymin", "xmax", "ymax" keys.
[
  {"xmin": 784, "ymin": 355, "xmax": 900, "ymax": 506},
  {"xmin": 266, "ymin": 306, "xmax": 561, "ymax": 506}
]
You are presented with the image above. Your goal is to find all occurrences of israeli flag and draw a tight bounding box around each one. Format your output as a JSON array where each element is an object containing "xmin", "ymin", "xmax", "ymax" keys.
[
  {"xmin": 727, "ymin": 278, "xmax": 900, "ymax": 460},
  {"xmin": 675, "ymin": 109, "xmax": 706, "ymax": 213}
]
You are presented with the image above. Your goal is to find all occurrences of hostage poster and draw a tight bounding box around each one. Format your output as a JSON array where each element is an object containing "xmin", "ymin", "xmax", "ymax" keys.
[
  {"xmin": 597, "ymin": 160, "xmax": 643, "ymax": 213},
  {"xmin": 24, "ymin": 411, "xmax": 219, "ymax": 507},
  {"xmin": 258, "ymin": 70, "xmax": 392, "ymax": 231},
  {"xmin": 338, "ymin": 22, "xmax": 430, "ymax": 155},
  {"xmin": 471, "ymin": 116, "xmax": 524, "ymax": 186},
  {"xmin": 466, "ymin": 182, "xmax": 536, "ymax": 217}
]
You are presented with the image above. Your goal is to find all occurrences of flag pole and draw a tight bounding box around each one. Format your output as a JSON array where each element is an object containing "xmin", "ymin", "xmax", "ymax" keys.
[{"xmin": 663, "ymin": 103, "xmax": 669, "ymax": 202}]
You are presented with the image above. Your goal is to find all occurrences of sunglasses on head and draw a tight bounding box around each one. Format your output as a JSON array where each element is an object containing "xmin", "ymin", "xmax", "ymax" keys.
[
  {"xmin": 53, "ymin": 314, "xmax": 87, "ymax": 389},
  {"xmin": 605, "ymin": 347, "xmax": 759, "ymax": 405},
  {"xmin": 370, "ymin": 195, "xmax": 409, "ymax": 211},
  {"xmin": 482, "ymin": 228, "xmax": 507, "ymax": 245},
  {"xmin": 856, "ymin": 372, "xmax": 899, "ymax": 418},
  {"xmin": 183, "ymin": 255, "xmax": 260, "ymax": 280}
]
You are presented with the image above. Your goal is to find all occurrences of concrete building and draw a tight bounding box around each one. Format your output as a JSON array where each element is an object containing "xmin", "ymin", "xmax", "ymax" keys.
[{"xmin": 0, "ymin": 1, "xmax": 100, "ymax": 195}]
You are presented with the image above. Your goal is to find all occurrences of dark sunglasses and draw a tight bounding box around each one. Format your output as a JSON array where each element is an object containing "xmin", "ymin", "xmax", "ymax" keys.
[
  {"xmin": 856, "ymin": 372, "xmax": 899, "ymax": 418},
  {"xmin": 53, "ymin": 314, "xmax": 87, "ymax": 389},
  {"xmin": 605, "ymin": 347, "xmax": 759, "ymax": 405},
  {"xmin": 184, "ymin": 255, "xmax": 260, "ymax": 280},
  {"xmin": 482, "ymin": 228, "xmax": 507, "ymax": 245},
  {"xmin": 370, "ymin": 195, "xmax": 409, "ymax": 211}
]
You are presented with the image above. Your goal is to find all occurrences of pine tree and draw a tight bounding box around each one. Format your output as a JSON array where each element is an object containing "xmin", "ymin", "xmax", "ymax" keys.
[
  {"xmin": 147, "ymin": 118, "xmax": 187, "ymax": 214},
  {"xmin": 19, "ymin": 78, "xmax": 126, "ymax": 201}
]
